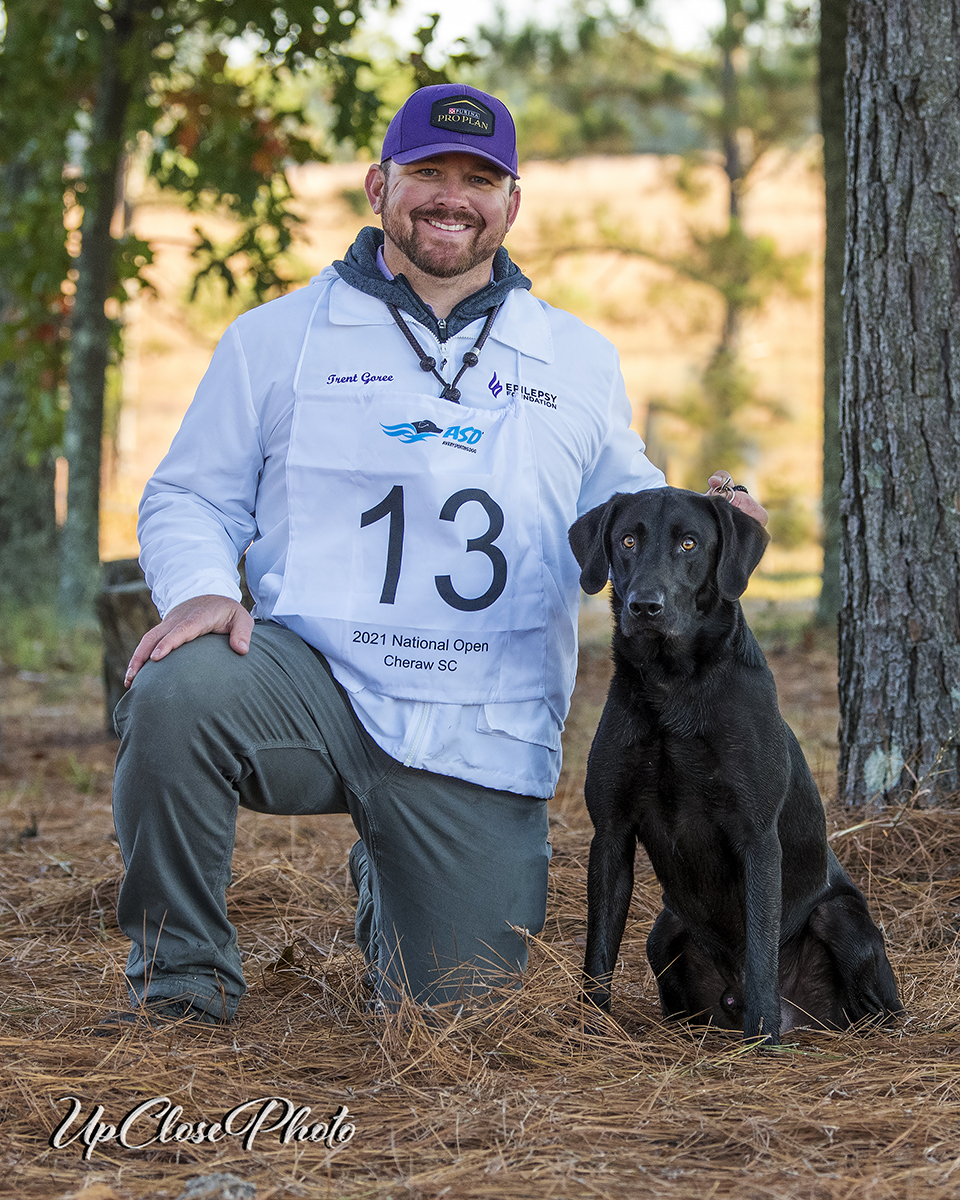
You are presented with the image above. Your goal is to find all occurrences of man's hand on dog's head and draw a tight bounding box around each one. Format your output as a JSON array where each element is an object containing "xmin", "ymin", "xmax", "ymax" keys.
[
  {"xmin": 706, "ymin": 471, "xmax": 768, "ymax": 527},
  {"xmin": 124, "ymin": 594, "xmax": 254, "ymax": 687}
]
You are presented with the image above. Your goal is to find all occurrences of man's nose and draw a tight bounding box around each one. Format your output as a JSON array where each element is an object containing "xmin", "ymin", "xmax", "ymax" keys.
[{"xmin": 431, "ymin": 176, "xmax": 470, "ymax": 205}]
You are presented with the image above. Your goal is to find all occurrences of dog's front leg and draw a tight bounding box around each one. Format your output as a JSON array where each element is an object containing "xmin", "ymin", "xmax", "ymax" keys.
[
  {"xmin": 742, "ymin": 829, "xmax": 783, "ymax": 1045},
  {"xmin": 583, "ymin": 823, "xmax": 636, "ymax": 1014}
]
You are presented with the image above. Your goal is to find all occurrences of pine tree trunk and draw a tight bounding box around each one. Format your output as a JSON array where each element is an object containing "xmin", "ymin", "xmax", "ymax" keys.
[
  {"xmin": 815, "ymin": 0, "xmax": 847, "ymax": 626},
  {"xmin": 840, "ymin": 0, "xmax": 960, "ymax": 804},
  {"xmin": 0, "ymin": 420, "xmax": 58, "ymax": 606},
  {"xmin": 58, "ymin": 5, "xmax": 135, "ymax": 621},
  {"xmin": 0, "ymin": 257, "xmax": 58, "ymax": 606}
]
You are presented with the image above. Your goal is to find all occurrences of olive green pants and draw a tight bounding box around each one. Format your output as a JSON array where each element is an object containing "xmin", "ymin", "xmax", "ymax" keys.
[{"xmin": 112, "ymin": 621, "xmax": 550, "ymax": 1019}]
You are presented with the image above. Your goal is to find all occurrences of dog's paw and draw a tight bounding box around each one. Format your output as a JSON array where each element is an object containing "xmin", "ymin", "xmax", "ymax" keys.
[{"xmin": 579, "ymin": 989, "xmax": 620, "ymax": 1038}]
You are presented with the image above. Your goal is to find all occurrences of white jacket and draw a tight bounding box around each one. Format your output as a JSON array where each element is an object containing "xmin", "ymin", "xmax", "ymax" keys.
[{"xmin": 139, "ymin": 267, "xmax": 664, "ymax": 797}]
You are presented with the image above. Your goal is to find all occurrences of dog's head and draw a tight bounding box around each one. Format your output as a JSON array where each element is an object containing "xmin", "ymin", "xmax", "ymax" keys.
[{"xmin": 568, "ymin": 487, "xmax": 770, "ymax": 642}]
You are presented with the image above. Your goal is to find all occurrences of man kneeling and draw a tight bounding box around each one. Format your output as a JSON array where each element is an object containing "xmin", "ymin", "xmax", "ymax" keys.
[{"xmin": 107, "ymin": 84, "xmax": 756, "ymax": 1027}]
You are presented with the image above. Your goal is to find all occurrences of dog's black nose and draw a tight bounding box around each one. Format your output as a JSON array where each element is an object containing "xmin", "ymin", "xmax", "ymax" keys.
[{"xmin": 627, "ymin": 593, "xmax": 664, "ymax": 619}]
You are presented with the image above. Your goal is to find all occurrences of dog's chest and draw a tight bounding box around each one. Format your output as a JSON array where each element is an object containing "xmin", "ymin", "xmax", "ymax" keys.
[
  {"xmin": 628, "ymin": 719, "xmax": 755, "ymax": 895},
  {"xmin": 638, "ymin": 761, "xmax": 751, "ymax": 946},
  {"xmin": 619, "ymin": 665, "xmax": 786, "ymax": 830},
  {"xmin": 596, "ymin": 661, "xmax": 788, "ymax": 913},
  {"xmin": 640, "ymin": 736, "xmax": 742, "ymax": 841}
]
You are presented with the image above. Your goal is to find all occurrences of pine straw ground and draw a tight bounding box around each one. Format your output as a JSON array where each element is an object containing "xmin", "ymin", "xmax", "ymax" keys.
[{"xmin": 2, "ymin": 605, "xmax": 960, "ymax": 1200}]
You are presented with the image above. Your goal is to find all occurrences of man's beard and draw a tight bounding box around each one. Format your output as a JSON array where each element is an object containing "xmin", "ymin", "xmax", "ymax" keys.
[{"xmin": 380, "ymin": 199, "xmax": 507, "ymax": 279}]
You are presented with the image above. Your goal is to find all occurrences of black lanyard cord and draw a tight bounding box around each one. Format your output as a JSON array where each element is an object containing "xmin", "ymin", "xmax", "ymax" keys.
[{"xmin": 386, "ymin": 303, "xmax": 503, "ymax": 403}]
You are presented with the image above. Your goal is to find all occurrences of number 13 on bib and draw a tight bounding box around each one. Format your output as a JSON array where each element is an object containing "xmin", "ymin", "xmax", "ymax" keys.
[{"xmin": 273, "ymin": 388, "xmax": 548, "ymax": 704}]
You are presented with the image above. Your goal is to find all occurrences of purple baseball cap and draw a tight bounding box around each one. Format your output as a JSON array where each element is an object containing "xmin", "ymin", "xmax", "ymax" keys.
[{"xmin": 381, "ymin": 84, "xmax": 519, "ymax": 179}]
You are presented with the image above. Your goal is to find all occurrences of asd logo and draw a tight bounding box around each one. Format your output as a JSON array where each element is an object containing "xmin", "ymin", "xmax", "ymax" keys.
[
  {"xmin": 380, "ymin": 419, "xmax": 443, "ymax": 443},
  {"xmin": 443, "ymin": 425, "xmax": 483, "ymax": 446},
  {"xmin": 380, "ymin": 420, "xmax": 483, "ymax": 447}
]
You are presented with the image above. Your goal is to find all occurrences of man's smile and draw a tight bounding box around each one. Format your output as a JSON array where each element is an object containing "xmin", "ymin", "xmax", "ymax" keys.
[{"xmin": 416, "ymin": 209, "xmax": 480, "ymax": 235}]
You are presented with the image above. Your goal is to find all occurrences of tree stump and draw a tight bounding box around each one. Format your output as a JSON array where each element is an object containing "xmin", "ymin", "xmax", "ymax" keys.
[{"xmin": 96, "ymin": 560, "xmax": 159, "ymax": 733}]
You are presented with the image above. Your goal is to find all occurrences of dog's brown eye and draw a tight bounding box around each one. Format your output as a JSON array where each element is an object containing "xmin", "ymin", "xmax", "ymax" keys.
[
  {"xmin": 621, "ymin": 535, "xmax": 636, "ymax": 549},
  {"xmin": 680, "ymin": 536, "xmax": 697, "ymax": 551}
]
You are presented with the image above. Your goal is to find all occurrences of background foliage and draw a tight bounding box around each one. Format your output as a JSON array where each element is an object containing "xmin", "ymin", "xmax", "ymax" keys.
[
  {"xmin": 0, "ymin": 0, "xmax": 412, "ymax": 612},
  {"xmin": 472, "ymin": 1, "xmax": 817, "ymax": 495}
]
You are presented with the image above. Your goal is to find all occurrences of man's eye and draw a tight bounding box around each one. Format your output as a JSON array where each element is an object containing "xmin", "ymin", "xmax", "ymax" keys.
[
  {"xmin": 621, "ymin": 535, "xmax": 636, "ymax": 549},
  {"xmin": 680, "ymin": 537, "xmax": 697, "ymax": 551}
]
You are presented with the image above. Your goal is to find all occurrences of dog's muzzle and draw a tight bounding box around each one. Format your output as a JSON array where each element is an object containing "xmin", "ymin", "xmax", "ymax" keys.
[
  {"xmin": 621, "ymin": 590, "xmax": 670, "ymax": 638},
  {"xmin": 626, "ymin": 592, "xmax": 665, "ymax": 619}
]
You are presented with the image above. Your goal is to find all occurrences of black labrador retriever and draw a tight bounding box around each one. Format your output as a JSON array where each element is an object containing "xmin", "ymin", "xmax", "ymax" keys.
[{"xmin": 568, "ymin": 487, "xmax": 902, "ymax": 1044}]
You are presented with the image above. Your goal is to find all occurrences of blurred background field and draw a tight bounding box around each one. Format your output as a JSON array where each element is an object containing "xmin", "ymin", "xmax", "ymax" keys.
[{"xmin": 101, "ymin": 147, "xmax": 825, "ymax": 601}]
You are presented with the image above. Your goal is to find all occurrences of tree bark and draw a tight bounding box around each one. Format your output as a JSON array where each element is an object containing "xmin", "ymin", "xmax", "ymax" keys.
[
  {"xmin": 816, "ymin": 0, "xmax": 847, "ymax": 626},
  {"xmin": 840, "ymin": 0, "xmax": 960, "ymax": 804},
  {"xmin": 0, "ymin": 174, "xmax": 58, "ymax": 606},
  {"xmin": 58, "ymin": 3, "xmax": 135, "ymax": 621},
  {"xmin": 0, "ymin": 410, "xmax": 58, "ymax": 605}
]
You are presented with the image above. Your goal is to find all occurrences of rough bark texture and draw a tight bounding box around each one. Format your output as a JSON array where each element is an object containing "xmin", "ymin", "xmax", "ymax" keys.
[
  {"xmin": 0, "ymin": 313, "xmax": 58, "ymax": 605},
  {"xmin": 0, "ymin": 430, "xmax": 58, "ymax": 605},
  {"xmin": 816, "ymin": 0, "xmax": 847, "ymax": 626},
  {"xmin": 0, "ymin": 156, "xmax": 59, "ymax": 605},
  {"xmin": 58, "ymin": 4, "xmax": 135, "ymax": 620},
  {"xmin": 840, "ymin": 0, "xmax": 960, "ymax": 804}
]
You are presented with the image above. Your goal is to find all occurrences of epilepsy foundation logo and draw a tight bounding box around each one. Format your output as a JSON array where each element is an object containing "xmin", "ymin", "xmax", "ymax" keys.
[{"xmin": 49, "ymin": 1094, "xmax": 357, "ymax": 1160}]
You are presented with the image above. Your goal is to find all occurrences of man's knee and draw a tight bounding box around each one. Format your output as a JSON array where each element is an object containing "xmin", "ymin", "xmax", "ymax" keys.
[{"xmin": 114, "ymin": 633, "xmax": 247, "ymax": 741}]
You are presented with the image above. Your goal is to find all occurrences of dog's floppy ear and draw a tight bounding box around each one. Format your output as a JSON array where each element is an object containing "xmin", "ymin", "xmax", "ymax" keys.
[
  {"xmin": 710, "ymin": 497, "xmax": 771, "ymax": 600},
  {"xmin": 569, "ymin": 494, "xmax": 628, "ymax": 594}
]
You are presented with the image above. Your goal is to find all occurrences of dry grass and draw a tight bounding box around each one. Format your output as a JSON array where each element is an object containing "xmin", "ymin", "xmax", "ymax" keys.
[{"xmin": 3, "ymin": 621, "xmax": 960, "ymax": 1200}]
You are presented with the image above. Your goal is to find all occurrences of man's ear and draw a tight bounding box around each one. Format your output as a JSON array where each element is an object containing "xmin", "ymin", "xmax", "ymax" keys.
[
  {"xmin": 710, "ymin": 496, "xmax": 770, "ymax": 600},
  {"xmin": 506, "ymin": 183, "xmax": 521, "ymax": 233},
  {"xmin": 364, "ymin": 163, "xmax": 386, "ymax": 215},
  {"xmin": 569, "ymin": 495, "xmax": 626, "ymax": 595}
]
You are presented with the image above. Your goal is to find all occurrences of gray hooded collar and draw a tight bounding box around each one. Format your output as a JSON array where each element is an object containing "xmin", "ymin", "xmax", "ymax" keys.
[{"xmin": 333, "ymin": 226, "xmax": 532, "ymax": 341}]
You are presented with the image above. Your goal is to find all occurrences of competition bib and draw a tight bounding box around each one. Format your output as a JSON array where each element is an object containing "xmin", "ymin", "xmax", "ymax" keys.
[{"xmin": 272, "ymin": 387, "xmax": 547, "ymax": 704}]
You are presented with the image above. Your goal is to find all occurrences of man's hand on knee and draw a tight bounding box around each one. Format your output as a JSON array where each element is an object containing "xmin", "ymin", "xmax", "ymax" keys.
[{"xmin": 125, "ymin": 594, "xmax": 254, "ymax": 686}]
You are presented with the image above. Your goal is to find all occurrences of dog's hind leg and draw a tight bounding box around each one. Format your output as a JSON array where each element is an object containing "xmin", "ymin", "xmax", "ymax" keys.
[
  {"xmin": 782, "ymin": 890, "xmax": 902, "ymax": 1029},
  {"xmin": 647, "ymin": 908, "xmax": 741, "ymax": 1029},
  {"xmin": 583, "ymin": 825, "xmax": 637, "ymax": 1013}
]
